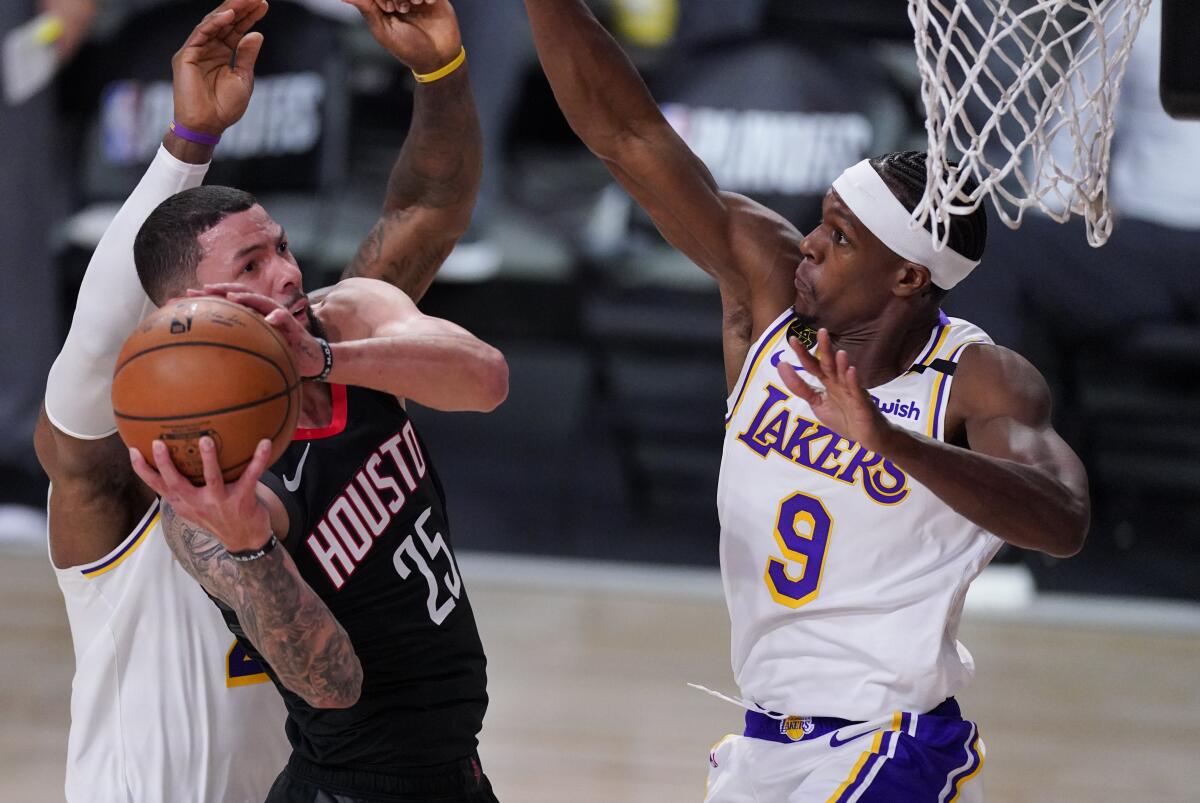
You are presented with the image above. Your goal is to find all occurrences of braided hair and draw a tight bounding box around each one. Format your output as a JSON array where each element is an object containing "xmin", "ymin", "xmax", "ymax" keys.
[{"xmin": 868, "ymin": 151, "xmax": 988, "ymax": 294}]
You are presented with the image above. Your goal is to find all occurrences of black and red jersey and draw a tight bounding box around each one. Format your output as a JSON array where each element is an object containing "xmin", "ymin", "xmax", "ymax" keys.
[{"xmin": 218, "ymin": 384, "xmax": 487, "ymax": 772}]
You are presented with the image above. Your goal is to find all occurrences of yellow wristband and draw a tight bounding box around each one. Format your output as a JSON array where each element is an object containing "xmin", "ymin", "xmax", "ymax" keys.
[{"xmin": 412, "ymin": 47, "xmax": 467, "ymax": 84}]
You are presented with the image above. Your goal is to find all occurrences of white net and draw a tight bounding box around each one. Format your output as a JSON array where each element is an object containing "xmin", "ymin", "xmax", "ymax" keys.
[{"xmin": 910, "ymin": 0, "xmax": 1153, "ymax": 248}]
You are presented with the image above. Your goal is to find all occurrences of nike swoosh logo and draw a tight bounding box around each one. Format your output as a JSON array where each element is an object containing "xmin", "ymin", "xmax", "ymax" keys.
[
  {"xmin": 770, "ymin": 350, "xmax": 805, "ymax": 371},
  {"xmin": 282, "ymin": 444, "xmax": 311, "ymax": 492},
  {"xmin": 829, "ymin": 727, "xmax": 881, "ymax": 747}
]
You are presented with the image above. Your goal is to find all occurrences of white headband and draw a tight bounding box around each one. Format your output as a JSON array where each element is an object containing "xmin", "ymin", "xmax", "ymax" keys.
[{"xmin": 831, "ymin": 160, "xmax": 979, "ymax": 290}]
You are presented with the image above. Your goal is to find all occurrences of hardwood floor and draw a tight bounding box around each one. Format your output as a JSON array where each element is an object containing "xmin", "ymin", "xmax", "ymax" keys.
[{"xmin": 2, "ymin": 549, "xmax": 1197, "ymax": 802}]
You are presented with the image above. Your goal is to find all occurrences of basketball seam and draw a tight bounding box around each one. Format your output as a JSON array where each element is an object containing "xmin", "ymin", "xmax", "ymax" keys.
[
  {"xmin": 114, "ymin": 339, "xmax": 296, "ymax": 381},
  {"xmin": 113, "ymin": 382, "xmax": 302, "ymax": 422},
  {"xmin": 115, "ymin": 338, "xmax": 296, "ymax": 420}
]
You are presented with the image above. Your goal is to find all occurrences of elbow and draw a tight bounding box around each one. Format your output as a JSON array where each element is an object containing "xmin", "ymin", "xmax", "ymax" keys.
[
  {"xmin": 472, "ymin": 348, "xmax": 509, "ymax": 413},
  {"xmin": 311, "ymin": 692, "xmax": 360, "ymax": 710},
  {"xmin": 303, "ymin": 659, "xmax": 363, "ymax": 710},
  {"xmin": 442, "ymin": 202, "xmax": 476, "ymax": 243},
  {"xmin": 1043, "ymin": 499, "xmax": 1091, "ymax": 559},
  {"xmin": 1052, "ymin": 521, "xmax": 1088, "ymax": 559}
]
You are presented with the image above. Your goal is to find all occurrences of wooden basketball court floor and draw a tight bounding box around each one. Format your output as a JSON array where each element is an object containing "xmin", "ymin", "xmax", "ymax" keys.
[{"xmin": 2, "ymin": 546, "xmax": 1198, "ymax": 802}]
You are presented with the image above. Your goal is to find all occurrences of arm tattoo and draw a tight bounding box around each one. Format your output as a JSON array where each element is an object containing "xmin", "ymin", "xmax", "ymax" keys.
[
  {"xmin": 344, "ymin": 218, "xmax": 454, "ymax": 299},
  {"xmin": 161, "ymin": 503, "xmax": 363, "ymax": 708},
  {"xmin": 342, "ymin": 69, "xmax": 481, "ymax": 301}
]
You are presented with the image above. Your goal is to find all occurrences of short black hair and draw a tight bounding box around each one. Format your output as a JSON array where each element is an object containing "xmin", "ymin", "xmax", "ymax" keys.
[
  {"xmin": 134, "ymin": 185, "xmax": 258, "ymax": 304},
  {"xmin": 868, "ymin": 151, "xmax": 988, "ymax": 297}
]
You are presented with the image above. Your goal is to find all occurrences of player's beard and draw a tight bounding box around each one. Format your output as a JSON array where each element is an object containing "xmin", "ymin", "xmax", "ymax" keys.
[
  {"xmin": 308, "ymin": 309, "xmax": 328, "ymax": 341},
  {"xmin": 792, "ymin": 305, "xmax": 818, "ymax": 330}
]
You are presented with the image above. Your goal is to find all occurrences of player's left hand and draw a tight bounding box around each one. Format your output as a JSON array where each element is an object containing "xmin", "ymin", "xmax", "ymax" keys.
[
  {"xmin": 191, "ymin": 284, "xmax": 328, "ymax": 379},
  {"xmin": 343, "ymin": 0, "xmax": 462, "ymax": 75},
  {"xmin": 777, "ymin": 328, "xmax": 893, "ymax": 454}
]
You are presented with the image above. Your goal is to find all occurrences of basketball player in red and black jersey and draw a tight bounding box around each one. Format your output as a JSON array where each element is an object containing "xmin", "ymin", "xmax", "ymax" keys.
[{"xmin": 124, "ymin": 1, "xmax": 506, "ymax": 801}]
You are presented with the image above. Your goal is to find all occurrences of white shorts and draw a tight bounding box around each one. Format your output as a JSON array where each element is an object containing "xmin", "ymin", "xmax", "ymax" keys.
[{"xmin": 704, "ymin": 699, "xmax": 984, "ymax": 803}]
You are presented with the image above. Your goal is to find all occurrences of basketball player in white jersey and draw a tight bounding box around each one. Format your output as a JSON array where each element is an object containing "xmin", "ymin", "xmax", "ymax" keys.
[
  {"xmin": 521, "ymin": 1, "xmax": 1091, "ymax": 800},
  {"xmin": 34, "ymin": 1, "xmax": 485, "ymax": 799}
]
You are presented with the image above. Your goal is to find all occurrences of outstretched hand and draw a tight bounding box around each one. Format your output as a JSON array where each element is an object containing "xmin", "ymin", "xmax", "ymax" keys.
[
  {"xmin": 776, "ymin": 328, "xmax": 893, "ymax": 453},
  {"xmin": 344, "ymin": 0, "xmax": 462, "ymax": 74},
  {"xmin": 172, "ymin": 0, "xmax": 269, "ymax": 136},
  {"xmin": 130, "ymin": 436, "xmax": 275, "ymax": 553}
]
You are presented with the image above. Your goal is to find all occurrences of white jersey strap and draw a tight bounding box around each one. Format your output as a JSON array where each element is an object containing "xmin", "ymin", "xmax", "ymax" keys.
[
  {"xmin": 725, "ymin": 309, "xmax": 796, "ymax": 427},
  {"xmin": 921, "ymin": 317, "xmax": 993, "ymax": 442},
  {"xmin": 687, "ymin": 682, "xmax": 786, "ymax": 720}
]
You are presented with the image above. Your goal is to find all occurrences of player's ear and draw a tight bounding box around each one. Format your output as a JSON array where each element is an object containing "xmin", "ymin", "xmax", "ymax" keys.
[{"xmin": 894, "ymin": 261, "xmax": 932, "ymax": 299}]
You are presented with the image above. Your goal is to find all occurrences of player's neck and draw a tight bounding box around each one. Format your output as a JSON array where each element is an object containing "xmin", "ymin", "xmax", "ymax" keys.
[
  {"xmin": 830, "ymin": 307, "xmax": 942, "ymax": 389},
  {"xmin": 297, "ymin": 382, "xmax": 334, "ymax": 430}
]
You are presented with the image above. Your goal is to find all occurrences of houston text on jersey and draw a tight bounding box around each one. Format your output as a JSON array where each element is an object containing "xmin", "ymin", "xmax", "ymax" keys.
[{"xmin": 305, "ymin": 421, "xmax": 429, "ymax": 589}]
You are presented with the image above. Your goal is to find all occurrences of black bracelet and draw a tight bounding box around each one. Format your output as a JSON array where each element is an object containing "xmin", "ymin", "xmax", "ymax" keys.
[
  {"xmin": 227, "ymin": 534, "xmax": 279, "ymax": 563},
  {"xmin": 304, "ymin": 337, "xmax": 334, "ymax": 382}
]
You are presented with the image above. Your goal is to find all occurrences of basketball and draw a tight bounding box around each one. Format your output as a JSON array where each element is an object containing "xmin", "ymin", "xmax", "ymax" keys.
[{"xmin": 112, "ymin": 296, "xmax": 302, "ymax": 484}]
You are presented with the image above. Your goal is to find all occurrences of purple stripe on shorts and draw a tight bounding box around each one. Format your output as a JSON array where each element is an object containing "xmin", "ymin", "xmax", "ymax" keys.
[
  {"xmin": 943, "ymin": 728, "xmax": 983, "ymax": 801},
  {"xmin": 836, "ymin": 732, "xmax": 893, "ymax": 802}
]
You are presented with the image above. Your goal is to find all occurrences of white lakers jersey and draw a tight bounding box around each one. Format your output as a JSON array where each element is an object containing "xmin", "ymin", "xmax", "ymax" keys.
[
  {"xmin": 718, "ymin": 310, "xmax": 1003, "ymax": 720},
  {"xmin": 52, "ymin": 498, "xmax": 291, "ymax": 802}
]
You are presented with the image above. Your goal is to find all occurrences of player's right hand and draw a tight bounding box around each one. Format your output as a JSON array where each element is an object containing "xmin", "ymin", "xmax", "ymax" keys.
[
  {"xmin": 777, "ymin": 328, "xmax": 894, "ymax": 454},
  {"xmin": 130, "ymin": 437, "xmax": 277, "ymax": 554},
  {"xmin": 192, "ymin": 284, "xmax": 329, "ymax": 380},
  {"xmin": 172, "ymin": 0, "xmax": 269, "ymax": 137}
]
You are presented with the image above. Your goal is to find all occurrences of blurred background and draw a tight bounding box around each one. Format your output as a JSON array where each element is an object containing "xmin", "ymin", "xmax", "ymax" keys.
[{"xmin": 1, "ymin": 0, "xmax": 1198, "ymax": 800}]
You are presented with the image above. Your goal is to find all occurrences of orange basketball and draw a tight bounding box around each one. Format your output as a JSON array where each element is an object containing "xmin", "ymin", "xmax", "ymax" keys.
[{"xmin": 112, "ymin": 296, "xmax": 302, "ymax": 484}]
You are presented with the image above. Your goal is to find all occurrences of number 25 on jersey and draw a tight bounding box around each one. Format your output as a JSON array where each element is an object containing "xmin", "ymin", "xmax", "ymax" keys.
[{"xmin": 765, "ymin": 492, "xmax": 833, "ymax": 608}]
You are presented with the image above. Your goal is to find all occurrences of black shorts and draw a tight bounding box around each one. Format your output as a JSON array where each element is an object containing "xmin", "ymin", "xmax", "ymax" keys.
[{"xmin": 266, "ymin": 753, "xmax": 499, "ymax": 803}]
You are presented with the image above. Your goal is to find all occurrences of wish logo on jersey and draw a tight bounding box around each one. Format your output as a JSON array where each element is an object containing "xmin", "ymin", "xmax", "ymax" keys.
[
  {"xmin": 737, "ymin": 384, "xmax": 910, "ymax": 505},
  {"xmin": 871, "ymin": 395, "xmax": 921, "ymax": 421}
]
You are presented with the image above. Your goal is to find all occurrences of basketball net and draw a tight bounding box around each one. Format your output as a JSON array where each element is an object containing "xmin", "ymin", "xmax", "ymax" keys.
[{"xmin": 910, "ymin": 0, "xmax": 1153, "ymax": 249}]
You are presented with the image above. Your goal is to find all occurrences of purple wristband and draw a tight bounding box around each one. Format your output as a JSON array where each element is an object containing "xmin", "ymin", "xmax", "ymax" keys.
[{"xmin": 169, "ymin": 120, "xmax": 221, "ymax": 147}]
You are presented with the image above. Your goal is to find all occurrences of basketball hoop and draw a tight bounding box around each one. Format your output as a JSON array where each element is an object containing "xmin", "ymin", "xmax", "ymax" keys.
[{"xmin": 909, "ymin": 0, "xmax": 1153, "ymax": 249}]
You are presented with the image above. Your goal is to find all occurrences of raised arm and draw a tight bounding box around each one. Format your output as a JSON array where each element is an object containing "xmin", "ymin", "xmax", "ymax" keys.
[
  {"xmin": 778, "ymin": 332, "xmax": 1090, "ymax": 557},
  {"xmin": 133, "ymin": 438, "xmax": 362, "ymax": 709},
  {"xmin": 37, "ymin": 0, "xmax": 268, "ymax": 568},
  {"xmin": 197, "ymin": 277, "xmax": 508, "ymax": 412},
  {"xmin": 522, "ymin": 0, "xmax": 799, "ymax": 327},
  {"xmin": 340, "ymin": 0, "xmax": 482, "ymax": 302},
  {"xmin": 317, "ymin": 278, "xmax": 508, "ymax": 411}
]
